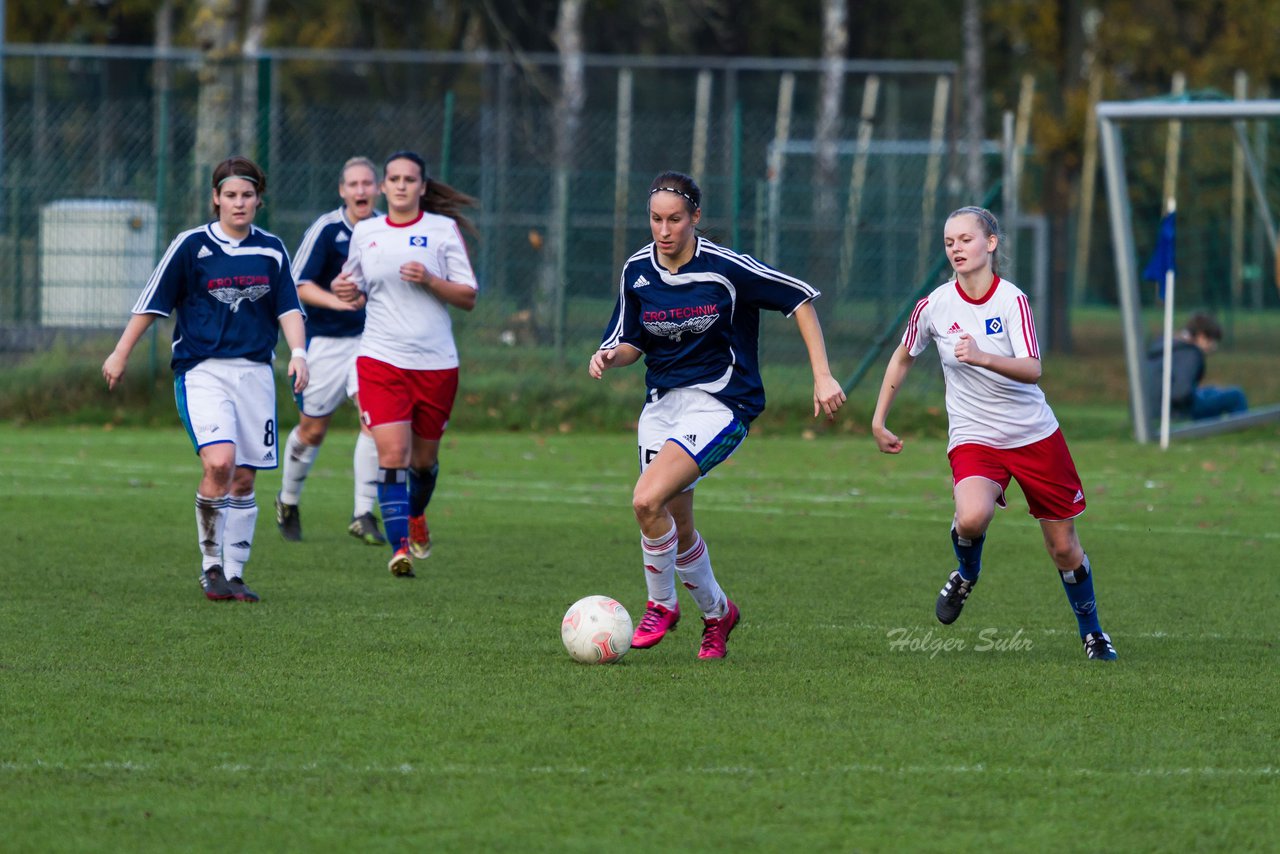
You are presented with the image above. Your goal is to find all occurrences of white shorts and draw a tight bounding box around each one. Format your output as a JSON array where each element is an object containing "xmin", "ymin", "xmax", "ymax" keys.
[
  {"xmin": 637, "ymin": 388, "xmax": 748, "ymax": 483},
  {"xmin": 175, "ymin": 358, "xmax": 279, "ymax": 469},
  {"xmin": 298, "ymin": 335, "xmax": 360, "ymax": 417}
]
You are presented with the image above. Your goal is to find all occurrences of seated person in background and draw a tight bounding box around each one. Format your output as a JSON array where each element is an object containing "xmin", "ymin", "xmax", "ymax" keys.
[{"xmin": 1146, "ymin": 312, "xmax": 1248, "ymax": 421}]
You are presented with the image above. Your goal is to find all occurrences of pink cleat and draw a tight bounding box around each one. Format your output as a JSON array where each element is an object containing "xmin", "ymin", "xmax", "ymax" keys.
[
  {"xmin": 631, "ymin": 601, "xmax": 680, "ymax": 649},
  {"xmin": 697, "ymin": 599, "xmax": 740, "ymax": 660}
]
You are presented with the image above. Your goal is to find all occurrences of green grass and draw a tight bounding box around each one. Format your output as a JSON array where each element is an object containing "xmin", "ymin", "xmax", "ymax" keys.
[{"xmin": 1, "ymin": 426, "xmax": 1277, "ymax": 852}]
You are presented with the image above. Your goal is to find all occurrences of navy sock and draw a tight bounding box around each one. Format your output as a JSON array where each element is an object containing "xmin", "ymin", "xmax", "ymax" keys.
[
  {"xmin": 952, "ymin": 528, "xmax": 985, "ymax": 583},
  {"xmin": 408, "ymin": 463, "xmax": 439, "ymax": 518},
  {"xmin": 377, "ymin": 467, "xmax": 409, "ymax": 551},
  {"xmin": 1059, "ymin": 554, "xmax": 1103, "ymax": 637}
]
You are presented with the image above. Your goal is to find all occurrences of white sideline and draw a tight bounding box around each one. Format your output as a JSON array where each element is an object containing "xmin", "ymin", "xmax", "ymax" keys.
[{"xmin": 1, "ymin": 759, "xmax": 1274, "ymax": 779}]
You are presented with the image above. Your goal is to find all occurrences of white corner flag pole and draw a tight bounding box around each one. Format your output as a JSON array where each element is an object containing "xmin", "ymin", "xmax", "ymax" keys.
[{"xmin": 1159, "ymin": 197, "xmax": 1177, "ymax": 450}]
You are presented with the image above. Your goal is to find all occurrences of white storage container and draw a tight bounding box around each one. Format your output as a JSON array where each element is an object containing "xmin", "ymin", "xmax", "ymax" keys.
[{"xmin": 39, "ymin": 199, "xmax": 157, "ymax": 327}]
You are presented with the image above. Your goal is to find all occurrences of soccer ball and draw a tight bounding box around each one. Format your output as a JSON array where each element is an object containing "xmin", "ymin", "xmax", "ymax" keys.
[{"xmin": 561, "ymin": 595, "xmax": 633, "ymax": 664}]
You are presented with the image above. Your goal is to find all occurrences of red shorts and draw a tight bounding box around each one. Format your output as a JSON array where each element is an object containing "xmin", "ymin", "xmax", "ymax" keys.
[
  {"xmin": 947, "ymin": 429, "xmax": 1085, "ymax": 521},
  {"xmin": 356, "ymin": 356, "xmax": 458, "ymax": 440}
]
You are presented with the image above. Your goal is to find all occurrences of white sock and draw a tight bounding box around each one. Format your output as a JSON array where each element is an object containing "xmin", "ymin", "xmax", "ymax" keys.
[
  {"xmin": 195, "ymin": 493, "xmax": 228, "ymax": 575},
  {"xmin": 676, "ymin": 531, "xmax": 726, "ymax": 618},
  {"xmin": 353, "ymin": 432, "xmax": 380, "ymax": 516},
  {"xmin": 223, "ymin": 493, "xmax": 258, "ymax": 579},
  {"xmin": 641, "ymin": 523, "xmax": 679, "ymax": 609},
  {"xmin": 279, "ymin": 427, "xmax": 318, "ymax": 505}
]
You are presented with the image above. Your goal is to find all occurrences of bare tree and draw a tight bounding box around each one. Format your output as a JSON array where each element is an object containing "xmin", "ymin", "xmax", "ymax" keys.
[
  {"xmin": 193, "ymin": 0, "xmax": 239, "ymax": 218},
  {"xmin": 537, "ymin": 0, "xmax": 585, "ymax": 355},
  {"xmin": 239, "ymin": 0, "xmax": 270, "ymax": 163},
  {"xmin": 963, "ymin": 0, "xmax": 985, "ymax": 199},
  {"xmin": 813, "ymin": 0, "xmax": 848, "ymax": 285}
]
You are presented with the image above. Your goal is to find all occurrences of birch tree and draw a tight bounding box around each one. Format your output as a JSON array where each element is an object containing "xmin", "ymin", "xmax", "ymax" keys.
[
  {"xmin": 814, "ymin": 0, "xmax": 848, "ymax": 285},
  {"xmin": 193, "ymin": 0, "xmax": 238, "ymax": 218},
  {"xmin": 536, "ymin": 0, "xmax": 585, "ymax": 354}
]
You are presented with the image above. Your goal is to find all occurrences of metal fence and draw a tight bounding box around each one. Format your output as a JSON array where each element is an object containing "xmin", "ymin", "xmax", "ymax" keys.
[
  {"xmin": 1, "ymin": 45, "xmax": 977, "ymax": 378},
  {"xmin": 4, "ymin": 45, "xmax": 1280, "ymax": 376}
]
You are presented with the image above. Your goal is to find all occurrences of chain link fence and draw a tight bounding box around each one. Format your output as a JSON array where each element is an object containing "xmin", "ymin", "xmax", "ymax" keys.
[{"xmin": 1, "ymin": 46, "xmax": 1000, "ymax": 392}]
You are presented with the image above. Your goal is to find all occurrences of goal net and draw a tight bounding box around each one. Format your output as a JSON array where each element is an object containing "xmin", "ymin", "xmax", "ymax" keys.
[{"xmin": 1097, "ymin": 97, "xmax": 1280, "ymax": 443}]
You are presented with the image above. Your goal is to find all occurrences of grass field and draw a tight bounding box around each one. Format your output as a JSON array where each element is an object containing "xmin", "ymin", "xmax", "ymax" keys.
[{"xmin": 1, "ymin": 425, "xmax": 1277, "ymax": 852}]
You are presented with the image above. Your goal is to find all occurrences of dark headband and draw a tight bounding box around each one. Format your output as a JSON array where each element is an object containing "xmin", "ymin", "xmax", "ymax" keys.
[{"xmin": 650, "ymin": 186, "xmax": 699, "ymax": 209}]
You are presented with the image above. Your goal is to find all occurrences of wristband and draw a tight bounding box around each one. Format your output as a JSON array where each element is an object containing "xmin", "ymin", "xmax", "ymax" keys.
[{"xmin": 291, "ymin": 347, "xmax": 307, "ymax": 360}]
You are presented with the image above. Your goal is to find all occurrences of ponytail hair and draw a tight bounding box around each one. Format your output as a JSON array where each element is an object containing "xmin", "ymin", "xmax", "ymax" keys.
[{"xmin": 384, "ymin": 149, "xmax": 480, "ymax": 239}]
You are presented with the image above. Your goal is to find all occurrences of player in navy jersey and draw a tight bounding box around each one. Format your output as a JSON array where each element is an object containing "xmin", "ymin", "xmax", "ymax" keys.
[
  {"xmin": 589, "ymin": 170, "xmax": 845, "ymax": 659},
  {"xmin": 102, "ymin": 155, "xmax": 308, "ymax": 603},
  {"xmin": 330, "ymin": 150, "xmax": 479, "ymax": 579},
  {"xmin": 871, "ymin": 206, "xmax": 1117, "ymax": 660},
  {"xmin": 275, "ymin": 156, "xmax": 386, "ymax": 546}
]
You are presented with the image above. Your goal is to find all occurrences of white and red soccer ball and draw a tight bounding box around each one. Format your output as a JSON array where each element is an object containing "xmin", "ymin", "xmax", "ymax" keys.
[{"xmin": 561, "ymin": 595, "xmax": 633, "ymax": 664}]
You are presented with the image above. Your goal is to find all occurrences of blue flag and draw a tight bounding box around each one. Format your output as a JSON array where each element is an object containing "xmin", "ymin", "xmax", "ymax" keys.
[{"xmin": 1142, "ymin": 211, "xmax": 1176, "ymax": 299}]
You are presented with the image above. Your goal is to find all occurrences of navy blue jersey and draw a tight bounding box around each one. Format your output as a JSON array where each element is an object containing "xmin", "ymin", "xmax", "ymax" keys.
[
  {"xmin": 133, "ymin": 222, "xmax": 303, "ymax": 375},
  {"xmin": 599, "ymin": 237, "xmax": 819, "ymax": 422},
  {"xmin": 292, "ymin": 207, "xmax": 374, "ymax": 339}
]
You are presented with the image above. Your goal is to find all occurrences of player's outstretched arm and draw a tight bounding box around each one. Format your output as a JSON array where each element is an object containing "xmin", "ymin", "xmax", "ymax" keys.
[
  {"xmin": 793, "ymin": 301, "xmax": 845, "ymax": 420},
  {"xmin": 102, "ymin": 313, "xmax": 158, "ymax": 390},
  {"xmin": 588, "ymin": 344, "xmax": 641, "ymax": 379},
  {"xmin": 871, "ymin": 344, "xmax": 915, "ymax": 454}
]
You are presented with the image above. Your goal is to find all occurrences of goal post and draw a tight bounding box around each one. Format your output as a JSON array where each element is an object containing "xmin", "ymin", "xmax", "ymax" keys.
[{"xmin": 1097, "ymin": 98, "xmax": 1280, "ymax": 444}]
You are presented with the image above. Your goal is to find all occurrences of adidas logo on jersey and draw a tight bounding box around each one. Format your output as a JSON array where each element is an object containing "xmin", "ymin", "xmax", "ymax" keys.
[
  {"xmin": 336, "ymin": 232, "xmax": 349, "ymax": 243},
  {"xmin": 197, "ymin": 245, "xmax": 214, "ymax": 259},
  {"xmin": 947, "ymin": 322, "xmax": 963, "ymax": 334},
  {"xmin": 634, "ymin": 275, "xmax": 651, "ymax": 288}
]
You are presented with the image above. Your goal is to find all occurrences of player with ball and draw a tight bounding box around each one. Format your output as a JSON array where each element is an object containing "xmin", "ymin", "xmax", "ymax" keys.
[{"xmin": 588, "ymin": 171, "xmax": 845, "ymax": 659}]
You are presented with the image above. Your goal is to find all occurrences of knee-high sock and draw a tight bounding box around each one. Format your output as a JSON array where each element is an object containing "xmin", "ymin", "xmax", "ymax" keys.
[
  {"xmin": 1060, "ymin": 553, "xmax": 1103, "ymax": 637},
  {"xmin": 377, "ymin": 468, "xmax": 409, "ymax": 551},
  {"xmin": 675, "ymin": 531, "xmax": 727, "ymax": 618},
  {"xmin": 353, "ymin": 432, "xmax": 380, "ymax": 517},
  {"xmin": 409, "ymin": 463, "xmax": 439, "ymax": 518},
  {"xmin": 952, "ymin": 526, "xmax": 986, "ymax": 583},
  {"xmin": 223, "ymin": 493, "xmax": 259, "ymax": 579},
  {"xmin": 279, "ymin": 427, "xmax": 319, "ymax": 505},
  {"xmin": 195, "ymin": 493, "xmax": 228, "ymax": 575},
  {"xmin": 641, "ymin": 523, "xmax": 679, "ymax": 609}
]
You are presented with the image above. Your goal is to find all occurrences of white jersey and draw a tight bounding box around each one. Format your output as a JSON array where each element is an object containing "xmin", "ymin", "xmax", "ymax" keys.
[
  {"xmin": 344, "ymin": 211, "xmax": 477, "ymax": 370},
  {"xmin": 903, "ymin": 276, "xmax": 1058, "ymax": 451}
]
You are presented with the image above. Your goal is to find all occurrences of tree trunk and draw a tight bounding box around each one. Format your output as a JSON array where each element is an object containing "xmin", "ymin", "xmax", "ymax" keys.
[
  {"xmin": 193, "ymin": 0, "xmax": 239, "ymax": 220},
  {"xmin": 538, "ymin": 0, "xmax": 584, "ymax": 356},
  {"xmin": 239, "ymin": 0, "xmax": 269, "ymax": 160},
  {"xmin": 963, "ymin": 0, "xmax": 985, "ymax": 199},
  {"xmin": 813, "ymin": 0, "xmax": 848, "ymax": 292},
  {"xmin": 1047, "ymin": 0, "xmax": 1084, "ymax": 353}
]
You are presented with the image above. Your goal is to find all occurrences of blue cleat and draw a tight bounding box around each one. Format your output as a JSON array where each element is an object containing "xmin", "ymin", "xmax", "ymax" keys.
[{"xmin": 1083, "ymin": 631, "xmax": 1117, "ymax": 661}]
